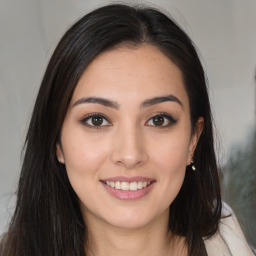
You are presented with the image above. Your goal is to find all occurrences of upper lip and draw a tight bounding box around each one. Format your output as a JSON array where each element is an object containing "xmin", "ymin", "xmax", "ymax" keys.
[{"xmin": 101, "ymin": 176, "xmax": 155, "ymax": 183}]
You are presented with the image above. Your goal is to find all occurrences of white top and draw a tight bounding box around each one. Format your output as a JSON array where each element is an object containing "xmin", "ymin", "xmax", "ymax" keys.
[
  {"xmin": 0, "ymin": 204, "xmax": 254, "ymax": 255},
  {"xmin": 204, "ymin": 203, "xmax": 255, "ymax": 256}
]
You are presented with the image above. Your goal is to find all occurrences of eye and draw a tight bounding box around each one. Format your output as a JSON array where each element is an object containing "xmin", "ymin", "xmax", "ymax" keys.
[
  {"xmin": 146, "ymin": 113, "xmax": 177, "ymax": 128},
  {"xmin": 81, "ymin": 113, "xmax": 111, "ymax": 129}
]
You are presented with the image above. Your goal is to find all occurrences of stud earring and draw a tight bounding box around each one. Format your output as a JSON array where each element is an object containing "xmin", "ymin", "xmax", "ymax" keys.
[{"xmin": 191, "ymin": 159, "xmax": 196, "ymax": 171}]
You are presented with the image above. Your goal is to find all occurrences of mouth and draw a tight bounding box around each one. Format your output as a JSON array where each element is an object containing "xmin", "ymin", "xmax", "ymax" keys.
[
  {"xmin": 102, "ymin": 180, "xmax": 153, "ymax": 191},
  {"xmin": 100, "ymin": 177, "xmax": 156, "ymax": 200}
]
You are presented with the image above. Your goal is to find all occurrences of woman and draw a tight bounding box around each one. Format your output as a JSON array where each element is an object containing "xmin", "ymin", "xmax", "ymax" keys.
[{"xmin": 1, "ymin": 4, "xmax": 254, "ymax": 256}]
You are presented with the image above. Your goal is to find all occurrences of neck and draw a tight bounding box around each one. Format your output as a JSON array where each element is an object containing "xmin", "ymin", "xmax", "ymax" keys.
[{"xmin": 84, "ymin": 210, "xmax": 187, "ymax": 256}]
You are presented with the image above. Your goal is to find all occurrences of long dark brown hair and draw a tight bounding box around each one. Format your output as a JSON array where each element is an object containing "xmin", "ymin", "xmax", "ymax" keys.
[{"xmin": 1, "ymin": 4, "xmax": 221, "ymax": 256}]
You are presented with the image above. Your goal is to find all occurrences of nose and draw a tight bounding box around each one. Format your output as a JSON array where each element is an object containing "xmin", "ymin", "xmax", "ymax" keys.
[{"xmin": 110, "ymin": 126, "xmax": 148, "ymax": 169}]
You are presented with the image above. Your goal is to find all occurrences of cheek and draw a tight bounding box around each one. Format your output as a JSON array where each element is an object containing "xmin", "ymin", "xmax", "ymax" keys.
[
  {"xmin": 61, "ymin": 132, "xmax": 111, "ymax": 209},
  {"xmin": 61, "ymin": 129, "xmax": 110, "ymax": 180},
  {"xmin": 150, "ymin": 132, "xmax": 190, "ymax": 171},
  {"xmin": 148, "ymin": 133, "xmax": 190, "ymax": 202}
]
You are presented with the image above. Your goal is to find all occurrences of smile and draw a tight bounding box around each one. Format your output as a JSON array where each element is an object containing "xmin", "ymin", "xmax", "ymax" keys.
[
  {"xmin": 101, "ymin": 177, "xmax": 156, "ymax": 200},
  {"xmin": 104, "ymin": 181, "xmax": 151, "ymax": 191}
]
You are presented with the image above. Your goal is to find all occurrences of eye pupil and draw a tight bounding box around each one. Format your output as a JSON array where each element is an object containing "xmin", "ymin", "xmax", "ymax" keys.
[
  {"xmin": 153, "ymin": 116, "xmax": 164, "ymax": 126},
  {"xmin": 92, "ymin": 116, "xmax": 103, "ymax": 126}
]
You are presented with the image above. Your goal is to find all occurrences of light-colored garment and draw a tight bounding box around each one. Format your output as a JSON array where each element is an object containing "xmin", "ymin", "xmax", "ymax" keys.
[
  {"xmin": 204, "ymin": 203, "xmax": 255, "ymax": 256},
  {"xmin": 0, "ymin": 204, "xmax": 254, "ymax": 255}
]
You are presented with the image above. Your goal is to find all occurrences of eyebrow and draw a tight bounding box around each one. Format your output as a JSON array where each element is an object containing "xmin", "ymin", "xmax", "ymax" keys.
[
  {"xmin": 141, "ymin": 95, "xmax": 183, "ymax": 108},
  {"xmin": 72, "ymin": 95, "xmax": 183, "ymax": 109},
  {"xmin": 73, "ymin": 97, "xmax": 119, "ymax": 109}
]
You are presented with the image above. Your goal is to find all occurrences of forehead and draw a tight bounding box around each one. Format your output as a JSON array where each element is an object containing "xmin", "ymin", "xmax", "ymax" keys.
[{"xmin": 71, "ymin": 44, "xmax": 189, "ymax": 109}]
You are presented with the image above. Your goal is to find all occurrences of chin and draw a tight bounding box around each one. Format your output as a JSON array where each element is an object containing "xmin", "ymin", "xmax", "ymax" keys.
[
  {"xmin": 106, "ymin": 215, "xmax": 154, "ymax": 230},
  {"xmin": 102, "ymin": 206, "xmax": 169, "ymax": 230}
]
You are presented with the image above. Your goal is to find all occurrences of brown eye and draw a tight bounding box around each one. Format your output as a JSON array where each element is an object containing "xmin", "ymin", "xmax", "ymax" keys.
[
  {"xmin": 146, "ymin": 114, "xmax": 177, "ymax": 128},
  {"xmin": 152, "ymin": 116, "xmax": 164, "ymax": 126},
  {"xmin": 91, "ymin": 116, "xmax": 103, "ymax": 126},
  {"xmin": 81, "ymin": 114, "xmax": 111, "ymax": 129}
]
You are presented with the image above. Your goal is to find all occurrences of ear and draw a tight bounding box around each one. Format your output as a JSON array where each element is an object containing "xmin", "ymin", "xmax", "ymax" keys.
[
  {"xmin": 56, "ymin": 142, "xmax": 65, "ymax": 164},
  {"xmin": 186, "ymin": 117, "xmax": 204, "ymax": 165}
]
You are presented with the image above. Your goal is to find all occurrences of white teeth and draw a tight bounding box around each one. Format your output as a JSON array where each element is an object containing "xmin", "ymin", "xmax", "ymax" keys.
[
  {"xmin": 129, "ymin": 182, "xmax": 137, "ymax": 191},
  {"xmin": 105, "ymin": 181, "xmax": 152, "ymax": 191},
  {"xmin": 137, "ymin": 181, "xmax": 143, "ymax": 189},
  {"xmin": 121, "ymin": 182, "xmax": 129, "ymax": 190},
  {"xmin": 115, "ymin": 181, "xmax": 121, "ymax": 189}
]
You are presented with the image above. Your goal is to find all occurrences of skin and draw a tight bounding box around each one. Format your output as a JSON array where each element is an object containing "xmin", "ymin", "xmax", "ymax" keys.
[{"xmin": 56, "ymin": 44, "xmax": 203, "ymax": 256}]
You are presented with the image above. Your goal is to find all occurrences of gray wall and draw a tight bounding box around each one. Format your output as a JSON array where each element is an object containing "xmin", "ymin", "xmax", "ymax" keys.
[{"xmin": 1, "ymin": 0, "xmax": 256, "ymax": 235}]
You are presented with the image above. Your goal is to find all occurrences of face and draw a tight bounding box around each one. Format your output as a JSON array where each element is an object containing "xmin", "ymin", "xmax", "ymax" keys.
[{"xmin": 56, "ymin": 44, "xmax": 203, "ymax": 230}]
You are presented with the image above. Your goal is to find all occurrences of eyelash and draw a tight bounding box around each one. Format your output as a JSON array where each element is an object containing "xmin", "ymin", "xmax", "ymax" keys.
[
  {"xmin": 80, "ymin": 112, "xmax": 177, "ymax": 130},
  {"xmin": 80, "ymin": 112, "xmax": 111, "ymax": 130},
  {"xmin": 145, "ymin": 113, "xmax": 177, "ymax": 128}
]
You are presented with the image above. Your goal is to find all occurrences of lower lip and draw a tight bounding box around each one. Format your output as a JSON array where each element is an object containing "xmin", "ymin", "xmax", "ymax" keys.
[{"xmin": 101, "ymin": 182, "xmax": 155, "ymax": 200}]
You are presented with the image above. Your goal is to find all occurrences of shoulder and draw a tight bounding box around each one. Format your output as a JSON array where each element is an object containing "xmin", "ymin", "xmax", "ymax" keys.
[{"xmin": 204, "ymin": 202, "xmax": 255, "ymax": 256}]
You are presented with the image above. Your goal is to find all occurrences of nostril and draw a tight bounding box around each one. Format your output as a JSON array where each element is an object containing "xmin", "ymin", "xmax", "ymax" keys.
[
  {"xmin": 111, "ymin": 156, "xmax": 146, "ymax": 169},
  {"xmin": 110, "ymin": 137, "xmax": 148, "ymax": 168}
]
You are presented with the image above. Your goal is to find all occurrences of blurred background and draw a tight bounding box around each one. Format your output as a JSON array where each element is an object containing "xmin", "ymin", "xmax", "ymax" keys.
[{"xmin": 0, "ymin": 0, "xmax": 255, "ymax": 249}]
